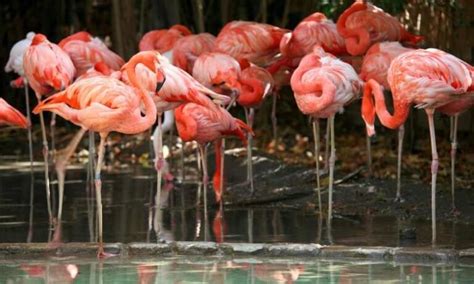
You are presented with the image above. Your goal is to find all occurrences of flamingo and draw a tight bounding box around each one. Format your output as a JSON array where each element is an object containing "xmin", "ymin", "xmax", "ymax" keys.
[
  {"xmin": 336, "ymin": 0, "xmax": 423, "ymax": 56},
  {"xmin": 120, "ymin": 51, "xmax": 230, "ymax": 233},
  {"xmin": 280, "ymin": 12, "xmax": 346, "ymax": 60},
  {"xmin": 215, "ymin": 21, "xmax": 289, "ymax": 67},
  {"xmin": 359, "ymin": 41, "xmax": 413, "ymax": 196},
  {"xmin": 291, "ymin": 46, "xmax": 362, "ymax": 225},
  {"xmin": 0, "ymin": 98, "xmax": 28, "ymax": 128},
  {"xmin": 58, "ymin": 31, "xmax": 125, "ymax": 77},
  {"xmin": 33, "ymin": 52, "xmax": 160, "ymax": 257},
  {"xmin": 139, "ymin": 24, "xmax": 192, "ymax": 55},
  {"xmin": 23, "ymin": 33, "xmax": 76, "ymax": 225},
  {"xmin": 362, "ymin": 48, "xmax": 474, "ymax": 243},
  {"xmin": 172, "ymin": 33, "xmax": 216, "ymax": 73},
  {"xmin": 4, "ymin": 32, "xmax": 35, "ymax": 173},
  {"xmin": 175, "ymin": 102, "xmax": 252, "ymax": 221}
]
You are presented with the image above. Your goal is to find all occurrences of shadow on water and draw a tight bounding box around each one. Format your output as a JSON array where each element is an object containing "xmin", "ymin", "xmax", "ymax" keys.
[
  {"xmin": 0, "ymin": 159, "xmax": 473, "ymax": 249},
  {"xmin": 1, "ymin": 256, "xmax": 474, "ymax": 283}
]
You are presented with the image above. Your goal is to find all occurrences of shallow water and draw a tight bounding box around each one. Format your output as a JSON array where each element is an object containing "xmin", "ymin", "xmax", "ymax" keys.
[
  {"xmin": 0, "ymin": 256, "xmax": 473, "ymax": 283},
  {"xmin": 0, "ymin": 161, "xmax": 473, "ymax": 248}
]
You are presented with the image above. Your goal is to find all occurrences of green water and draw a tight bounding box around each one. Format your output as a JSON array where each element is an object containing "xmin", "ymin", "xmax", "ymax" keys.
[{"xmin": 0, "ymin": 256, "xmax": 472, "ymax": 283}]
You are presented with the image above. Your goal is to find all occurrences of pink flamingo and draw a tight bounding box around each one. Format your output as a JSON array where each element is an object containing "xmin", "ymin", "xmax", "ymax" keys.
[
  {"xmin": 291, "ymin": 46, "xmax": 362, "ymax": 223},
  {"xmin": 33, "ymin": 52, "xmax": 160, "ymax": 257},
  {"xmin": 58, "ymin": 31, "xmax": 125, "ymax": 77},
  {"xmin": 120, "ymin": 51, "xmax": 229, "ymax": 233},
  {"xmin": 215, "ymin": 21, "xmax": 289, "ymax": 67},
  {"xmin": 23, "ymin": 33, "xmax": 76, "ymax": 225},
  {"xmin": 280, "ymin": 12, "xmax": 346, "ymax": 60},
  {"xmin": 360, "ymin": 41, "xmax": 413, "ymax": 196},
  {"xmin": 336, "ymin": 0, "xmax": 423, "ymax": 56},
  {"xmin": 0, "ymin": 98, "xmax": 28, "ymax": 128},
  {"xmin": 139, "ymin": 24, "xmax": 192, "ymax": 55},
  {"xmin": 172, "ymin": 33, "xmax": 216, "ymax": 73},
  {"xmin": 175, "ymin": 102, "xmax": 252, "ymax": 217},
  {"xmin": 362, "ymin": 48, "xmax": 474, "ymax": 242}
]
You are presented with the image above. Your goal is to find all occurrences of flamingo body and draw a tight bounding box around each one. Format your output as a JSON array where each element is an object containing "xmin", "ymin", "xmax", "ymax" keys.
[
  {"xmin": 172, "ymin": 33, "xmax": 216, "ymax": 73},
  {"xmin": 23, "ymin": 34, "xmax": 76, "ymax": 96},
  {"xmin": 58, "ymin": 31, "xmax": 125, "ymax": 76},
  {"xmin": 139, "ymin": 25, "xmax": 192, "ymax": 52},
  {"xmin": 280, "ymin": 12, "xmax": 346, "ymax": 59},
  {"xmin": 5, "ymin": 32, "xmax": 35, "ymax": 77},
  {"xmin": 337, "ymin": 1, "xmax": 423, "ymax": 56}
]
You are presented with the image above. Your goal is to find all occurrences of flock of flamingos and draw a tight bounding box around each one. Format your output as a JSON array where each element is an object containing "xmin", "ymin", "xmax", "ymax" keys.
[{"xmin": 2, "ymin": 0, "xmax": 473, "ymax": 257}]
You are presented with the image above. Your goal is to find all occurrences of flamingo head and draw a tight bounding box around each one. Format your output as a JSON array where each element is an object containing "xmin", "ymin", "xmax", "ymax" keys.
[
  {"xmin": 124, "ymin": 51, "xmax": 166, "ymax": 92},
  {"xmin": 31, "ymin": 34, "xmax": 48, "ymax": 46}
]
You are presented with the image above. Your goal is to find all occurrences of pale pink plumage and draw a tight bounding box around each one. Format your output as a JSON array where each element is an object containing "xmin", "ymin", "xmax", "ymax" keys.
[
  {"xmin": 172, "ymin": 33, "xmax": 216, "ymax": 73},
  {"xmin": 280, "ymin": 12, "xmax": 346, "ymax": 59},
  {"xmin": 215, "ymin": 21, "xmax": 289, "ymax": 66},
  {"xmin": 291, "ymin": 46, "xmax": 362, "ymax": 118},
  {"xmin": 192, "ymin": 52, "xmax": 242, "ymax": 93},
  {"xmin": 58, "ymin": 31, "xmax": 125, "ymax": 76},
  {"xmin": 0, "ymin": 98, "xmax": 28, "ymax": 128}
]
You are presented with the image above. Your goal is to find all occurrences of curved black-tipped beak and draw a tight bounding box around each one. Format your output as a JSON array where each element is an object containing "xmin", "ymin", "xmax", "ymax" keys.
[{"xmin": 156, "ymin": 77, "xmax": 166, "ymax": 92}]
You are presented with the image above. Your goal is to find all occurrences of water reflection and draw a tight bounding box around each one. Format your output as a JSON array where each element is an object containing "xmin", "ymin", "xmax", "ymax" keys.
[
  {"xmin": 0, "ymin": 166, "xmax": 473, "ymax": 248},
  {"xmin": 1, "ymin": 257, "xmax": 473, "ymax": 283}
]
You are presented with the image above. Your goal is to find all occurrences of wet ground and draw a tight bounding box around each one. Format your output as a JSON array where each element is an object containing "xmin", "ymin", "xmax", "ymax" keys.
[
  {"xmin": 0, "ymin": 145, "xmax": 474, "ymax": 248},
  {"xmin": 3, "ymin": 255, "xmax": 474, "ymax": 283}
]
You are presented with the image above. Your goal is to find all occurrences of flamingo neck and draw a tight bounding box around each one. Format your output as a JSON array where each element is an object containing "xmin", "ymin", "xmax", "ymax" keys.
[
  {"xmin": 363, "ymin": 79, "xmax": 409, "ymax": 132},
  {"xmin": 125, "ymin": 55, "xmax": 158, "ymax": 132},
  {"xmin": 239, "ymin": 76, "xmax": 264, "ymax": 107}
]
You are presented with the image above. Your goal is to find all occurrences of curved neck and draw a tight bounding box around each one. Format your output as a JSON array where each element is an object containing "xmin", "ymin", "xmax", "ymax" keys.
[
  {"xmin": 239, "ymin": 76, "xmax": 264, "ymax": 104},
  {"xmin": 363, "ymin": 79, "xmax": 409, "ymax": 131},
  {"xmin": 124, "ymin": 55, "xmax": 158, "ymax": 131}
]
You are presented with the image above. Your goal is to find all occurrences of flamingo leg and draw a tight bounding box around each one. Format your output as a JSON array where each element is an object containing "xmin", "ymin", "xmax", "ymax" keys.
[
  {"xmin": 154, "ymin": 113, "xmax": 163, "ymax": 212},
  {"xmin": 88, "ymin": 131, "xmax": 96, "ymax": 189},
  {"xmin": 219, "ymin": 139, "xmax": 225, "ymax": 205},
  {"xmin": 95, "ymin": 133, "xmax": 107, "ymax": 258},
  {"xmin": 312, "ymin": 118, "xmax": 322, "ymax": 214},
  {"xmin": 426, "ymin": 109, "xmax": 438, "ymax": 244},
  {"xmin": 23, "ymin": 80, "xmax": 34, "ymax": 176},
  {"xmin": 366, "ymin": 136, "xmax": 372, "ymax": 177},
  {"xmin": 271, "ymin": 92, "xmax": 278, "ymax": 141},
  {"xmin": 179, "ymin": 139, "xmax": 185, "ymax": 183},
  {"xmin": 328, "ymin": 115, "xmax": 336, "ymax": 227},
  {"xmin": 39, "ymin": 111, "xmax": 53, "ymax": 225},
  {"xmin": 450, "ymin": 114, "xmax": 458, "ymax": 212},
  {"xmin": 324, "ymin": 119, "xmax": 330, "ymax": 173},
  {"xmin": 198, "ymin": 144, "xmax": 209, "ymax": 241},
  {"xmin": 244, "ymin": 108, "xmax": 255, "ymax": 194},
  {"xmin": 50, "ymin": 113, "xmax": 57, "ymax": 157},
  {"xmin": 396, "ymin": 125, "xmax": 405, "ymax": 202}
]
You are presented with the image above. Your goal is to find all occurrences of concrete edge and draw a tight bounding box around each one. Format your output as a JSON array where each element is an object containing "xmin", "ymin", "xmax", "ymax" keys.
[{"xmin": 0, "ymin": 242, "xmax": 471, "ymax": 265}]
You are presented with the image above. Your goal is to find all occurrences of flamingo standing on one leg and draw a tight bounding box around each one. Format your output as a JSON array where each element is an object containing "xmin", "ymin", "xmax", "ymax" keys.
[
  {"xmin": 336, "ymin": 0, "xmax": 423, "ymax": 56},
  {"xmin": 23, "ymin": 33, "xmax": 76, "ymax": 225},
  {"xmin": 291, "ymin": 46, "xmax": 362, "ymax": 226},
  {"xmin": 4, "ymin": 32, "xmax": 36, "ymax": 178},
  {"xmin": 362, "ymin": 48, "xmax": 474, "ymax": 243},
  {"xmin": 53, "ymin": 31, "xmax": 125, "ymax": 227},
  {"xmin": 175, "ymin": 102, "xmax": 252, "ymax": 225},
  {"xmin": 359, "ymin": 41, "xmax": 413, "ymax": 198},
  {"xmin": 33, "ymin": 52, "xmax": 161, "ymax": 257}
]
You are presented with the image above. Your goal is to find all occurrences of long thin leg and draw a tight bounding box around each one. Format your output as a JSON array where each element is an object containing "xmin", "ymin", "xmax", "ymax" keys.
[
  {"xmin": 328, "ymin": 115, "xmax": 336, "ymax": 228},
  {"xmin": 50, "ymin": 113, "xmax": 57, "ymax": 156},
  {"xmin": 312, "ymin": 118, "xmax": 322, "ymax": 214},
  {"xmin": 426, "ymin": 109, "xmax": 438, "ymax": 244},
  {"xmin": 324, "ymin": 120, "xmax": 330, "ymax": 172},
  {"xmin": 198, "ymin": 144, "xmax": 209, "ymax": 241},
  {"xmin": 179, "ymin": 139, "xmax": 185, "ymax": 183},
  {"xmin": 88, "ymin": 131, "xmax": 96, "ymax": 189},
  {"xmin": 366, "ymin": 136, "xmax": 372, "ymax": 177},
  {"xmin": 39, "ymin": 111, "xmax": 53, "ymax": 225},
  {"xmin": 244, "ymin": 108, "xmax": 255, "ymax": 193},
  {"xmin": 271, "ymin": 93, "xmax": 278, "ymax": 141},
  {"xmin": 396, "ymin": 125, "xmax": 405, "ymax": 202},
  {"xmin": 23, "ymin": 81, "xmax": 34, "ymax": 176},
  {"xmin": 220, "ymin": 139, "xmax": 225, "ymax": 204},
  {"xmin": 451, "ymin": 114, "xmax": 458, "ymax": 211},
  {"xmin": 154, "ymin": 114, "xmax": 163, "ymax": 210},
  {"xmin": 95, "ymin": 133, "xmax": 107, "ymax": 257}
]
